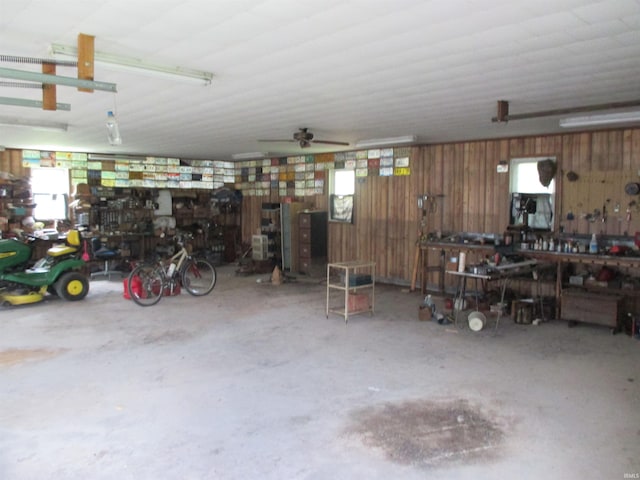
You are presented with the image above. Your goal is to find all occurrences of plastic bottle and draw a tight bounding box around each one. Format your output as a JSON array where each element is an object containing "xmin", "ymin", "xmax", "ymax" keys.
[
  {"xmin": 589, "ymin": 233, "xmax": 598, "ymax": 254},
  {"xmin": 424, "ymin": 295, "xmax": 433, "ymax": 307},
  {"xmin": 167, "ymin": 262, "xmax": 176, "ymax": 277},
  {"xmin": 106, "ymin": 111, "xmax": 122, "ymax": 146}
]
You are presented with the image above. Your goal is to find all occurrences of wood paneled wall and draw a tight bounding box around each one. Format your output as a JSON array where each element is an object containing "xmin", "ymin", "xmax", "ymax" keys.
[
  {"xmin": 0, "ymin": 149, "xmax": 30, "ymax": 178},
  {"xmin": 4, "ymin": 128, "xmax": 640, "ymax": 286},
  {"xmin": 241, "ymin": 128, "xmax": 640, "ymax": 284}
]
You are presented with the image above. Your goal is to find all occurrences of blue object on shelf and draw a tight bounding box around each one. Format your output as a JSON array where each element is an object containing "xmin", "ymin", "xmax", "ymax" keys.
[{"xmin": 346, "ymin": 274, "xmax": 372, "ymax": 287}]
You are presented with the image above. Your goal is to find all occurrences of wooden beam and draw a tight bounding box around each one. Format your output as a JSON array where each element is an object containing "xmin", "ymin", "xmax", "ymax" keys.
[
  {"xmin": 42, "ymin": 62, "xmax": 57, "ymax": 110},
  {"xmin": 496, "ymin": 100, "xmax": 509, "ymax": 122},
  {"xmin": 491, "ymin": 99, "xmax": 640, "ymax": 123},
  {"xmin": 77, "ymin": 33, "xmax": 95, "ymax": 93}
]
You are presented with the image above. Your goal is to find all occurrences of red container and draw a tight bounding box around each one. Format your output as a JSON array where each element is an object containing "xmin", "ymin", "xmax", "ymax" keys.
[
  {"xmin": 124, "ymin": 276, "xmax": 180, "ymax": 299},
  {"xmin": 123, "ymin": 276, "xmax": 141, "ymax": 300},
  {"xmin": 444, "ymin": 298, "xmax": 454, "ymax": 310}
]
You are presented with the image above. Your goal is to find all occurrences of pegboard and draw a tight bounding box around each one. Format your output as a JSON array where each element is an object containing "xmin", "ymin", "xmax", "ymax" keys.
[{"xmin": 562, "ymin": 170, "xmax": 639, "ymax": 235}]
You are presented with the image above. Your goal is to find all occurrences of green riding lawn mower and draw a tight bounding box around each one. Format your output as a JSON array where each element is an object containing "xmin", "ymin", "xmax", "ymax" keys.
[{"xmin": 0, "ymin": 229, "xmax": 90, "ymax": 307}]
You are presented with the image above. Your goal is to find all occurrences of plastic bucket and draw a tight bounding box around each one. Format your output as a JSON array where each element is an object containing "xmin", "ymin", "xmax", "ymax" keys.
[
  {"xmin": 468, "ymin": 311, "xmax": 487, "ymax": 332},
  {"xmin": 123, "ymin": 276, "xmax": 142, "ymax": 300}
]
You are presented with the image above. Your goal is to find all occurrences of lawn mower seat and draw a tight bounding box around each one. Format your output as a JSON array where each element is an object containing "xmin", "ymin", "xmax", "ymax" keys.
[{"xmin": 47, "ymin": 230, "xmax": 81, "ymax": 257}]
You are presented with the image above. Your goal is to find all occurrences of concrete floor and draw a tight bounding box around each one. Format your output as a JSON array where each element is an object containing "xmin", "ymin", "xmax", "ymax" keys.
[{"xmin": 1, "ymin": 265, "xmax": 639, "ymax": 480}]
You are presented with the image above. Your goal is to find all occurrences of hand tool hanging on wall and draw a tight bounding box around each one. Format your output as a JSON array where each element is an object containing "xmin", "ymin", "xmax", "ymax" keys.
[{"xmin": 410, "ymin": 194, "xmax": 440, "ymax": 292}]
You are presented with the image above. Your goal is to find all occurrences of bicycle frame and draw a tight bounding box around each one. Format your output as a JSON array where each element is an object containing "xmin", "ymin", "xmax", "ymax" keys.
[{"xmin": 166, "ymin": 244, "xmax": 190, "ymax": 276}]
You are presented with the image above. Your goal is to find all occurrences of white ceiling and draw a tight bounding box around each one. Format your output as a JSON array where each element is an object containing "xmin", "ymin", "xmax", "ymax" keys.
[{"xmin": 1, "ymin": 0, "xmax": 640, "ymax": 161}]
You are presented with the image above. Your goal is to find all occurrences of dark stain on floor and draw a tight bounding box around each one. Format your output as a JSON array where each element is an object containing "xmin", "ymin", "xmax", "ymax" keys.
[{"xmin": 345, "ymin": 398, "xmax": 506, "ymax": 468}]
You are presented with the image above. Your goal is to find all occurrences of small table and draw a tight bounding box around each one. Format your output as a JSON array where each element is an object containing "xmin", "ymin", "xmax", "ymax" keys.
[
  {"xmin": 326, "ymin": 261, "xmax": 375, "ymax": 322},
  {"xmin": 447, "ymin": 260, "xmax": 538, "ymax": 331}
]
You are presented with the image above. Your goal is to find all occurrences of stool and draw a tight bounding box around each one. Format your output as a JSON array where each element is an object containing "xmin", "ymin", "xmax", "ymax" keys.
[{"xmin": 90, "ymin": 237, "xmax": 120, "ymax": 280}]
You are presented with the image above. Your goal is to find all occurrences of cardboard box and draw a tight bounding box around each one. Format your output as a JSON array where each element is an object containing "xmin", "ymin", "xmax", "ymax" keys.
[
  {"xmin": 418, "ymin": 305, "xmax": 432, "ymax": 321},
  {"xmin": 348, "ymin": 293, "xmax": 369, "ymax": 312}
]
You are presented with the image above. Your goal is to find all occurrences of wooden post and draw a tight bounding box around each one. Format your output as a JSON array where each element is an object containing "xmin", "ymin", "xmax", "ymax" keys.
[
  {"xmin": 77, "ymin": 33, "xmax": 95, "ymax": 93},
  {"xmin": 42, "ymin": 62, "xmax": 56, "ymax": 110}
]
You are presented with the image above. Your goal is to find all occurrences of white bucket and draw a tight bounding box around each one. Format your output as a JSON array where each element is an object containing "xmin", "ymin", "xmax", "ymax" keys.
[
  {"xmin": 454, "ymin": 298, "xmax": 467, "ymax": 311},
  {"xmin": 468, "ymin": 311, "xmax": 487, "ymax": 332}
]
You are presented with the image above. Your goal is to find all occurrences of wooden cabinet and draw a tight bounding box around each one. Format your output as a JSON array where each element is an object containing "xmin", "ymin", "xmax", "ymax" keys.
[
  {"xmin": 561, "ymin": 288, "xmax": 623, "ymax": 330},
  {"xmin": 298, "ymin": 211, "xmax": 327, "ymax": 275},
  {"xmin": 281, "ymin": 202, "xmax": 311, "ymax": 272}
]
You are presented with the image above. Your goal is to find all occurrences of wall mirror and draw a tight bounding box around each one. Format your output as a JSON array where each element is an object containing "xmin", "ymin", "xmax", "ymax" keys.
[{"xmin": 509, "ymin": 156, "xmax": 556, "ymax": 231}]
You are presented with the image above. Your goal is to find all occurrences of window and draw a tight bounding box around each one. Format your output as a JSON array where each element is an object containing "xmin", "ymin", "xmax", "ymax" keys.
[
  {"xmin": 31, "ymin": 168, "xmax": 69, "ymax": 221},
  {"xmin": 510, "ymin": 158, "xmax": 555, "ymax": 194},
  {"xmin": 509, "ymin": 157, "xmax": 556, "ymax": 231},
  {"xmin": 328, "ymin": 169, "xmax": 355, "ymax": 223}
]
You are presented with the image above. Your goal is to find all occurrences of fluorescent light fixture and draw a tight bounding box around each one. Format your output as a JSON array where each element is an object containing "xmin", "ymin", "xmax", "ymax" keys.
[
  {"xmin": 50, "ymin": 43, "xmax": 213, "ymax": 85},
  {"xmin": 0, "ymin": 66, "xmax": 117, "ymax": 92},
  {"xmin": 0, "ymin": 115, "xmax": 68, "ymax": 132},
  {"xmin": 87, "ymin": 153, "xmax": 145, "ymax": 162},
  {"xmin": 0, "ymin": 95, "xmax": 71, "ymax": 111},
  {"xmin": 231, "ymin": 152, "xmax": 268, "ymax": 160},
  {"xmin": 355, "ymin": 135, "xmax": 417, "ymax": 148},
  {"xmin": 559, "ymin": 111, "xmax": 640, "ymax": 128}
]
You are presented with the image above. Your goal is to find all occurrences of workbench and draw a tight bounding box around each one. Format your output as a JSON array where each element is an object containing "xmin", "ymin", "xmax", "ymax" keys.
[{"xmin": 430, "ymin": 240, "xmax": 640, "ymax": 325}]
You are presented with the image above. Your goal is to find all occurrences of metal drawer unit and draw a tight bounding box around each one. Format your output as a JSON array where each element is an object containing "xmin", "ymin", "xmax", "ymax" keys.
[{"xmin": 298, "ymin": 211, "xmax": 327, "ymax": 275}]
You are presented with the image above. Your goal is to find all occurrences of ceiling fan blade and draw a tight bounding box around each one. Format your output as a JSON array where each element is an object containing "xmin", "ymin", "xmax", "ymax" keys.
[
  {"xmin": 312, "ymin": 139, "xmax": 350, "ymax": 146},
  {"xmin": 258, "ymin": 139, "xmax": 296, "ymax": 143}
]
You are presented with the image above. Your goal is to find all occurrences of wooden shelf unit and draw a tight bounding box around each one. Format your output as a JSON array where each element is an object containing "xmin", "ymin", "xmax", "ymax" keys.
[{"xmin": 326, "ymin": 261, "xmax": 375, "ymax": 322}]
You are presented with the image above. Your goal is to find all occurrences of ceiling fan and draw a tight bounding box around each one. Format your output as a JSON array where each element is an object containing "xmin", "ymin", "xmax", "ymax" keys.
[{"xmin": 259, "ymin": 128, "xmax": 349, "ymax": 149}]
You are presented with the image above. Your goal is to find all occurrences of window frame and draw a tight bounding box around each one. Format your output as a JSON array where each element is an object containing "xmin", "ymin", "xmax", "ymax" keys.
[
  {"xmin": 509, "ymin": 156, "xmax": 557, "ymax": 231},
  {"xmin": 30, "ymin": 167, "xmax": 70, "ymax": 222},
  {"xmin": 328, "ymin": 169, "xmax": 355, "ymax": 224}
]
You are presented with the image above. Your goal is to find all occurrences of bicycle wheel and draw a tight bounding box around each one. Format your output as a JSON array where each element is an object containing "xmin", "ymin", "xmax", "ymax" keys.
[
  {"xmin": 181, "ymin": 258, "xmax": 216, "ymax": 296},
  {"xmin": 128, "ymin": 263, "xmax": 165, "ymax": 306}
]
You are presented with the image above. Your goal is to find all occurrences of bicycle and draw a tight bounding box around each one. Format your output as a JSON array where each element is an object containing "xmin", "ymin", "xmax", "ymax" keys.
[{"xmin": 127, "ymin": 234, "xmax": 217, "ymax": 306}]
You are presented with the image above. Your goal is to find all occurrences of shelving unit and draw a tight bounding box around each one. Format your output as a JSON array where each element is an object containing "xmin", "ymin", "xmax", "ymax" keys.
[
  {"xmin": 0, "ymin": 176, "xmax": 33, "ymax": 235},
  {"xmin": 326, "ymin": 261, "xmax": 375, "ymax": 322},
  {"xmin": 261, "ymin": 203, "xmax": 281, "ymax": 265}
]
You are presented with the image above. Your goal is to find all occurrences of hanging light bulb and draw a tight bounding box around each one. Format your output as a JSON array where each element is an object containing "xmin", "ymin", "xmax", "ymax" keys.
[{"xmin": 106, "ymin": 110, "xmax": 122, "ymax": 146}]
